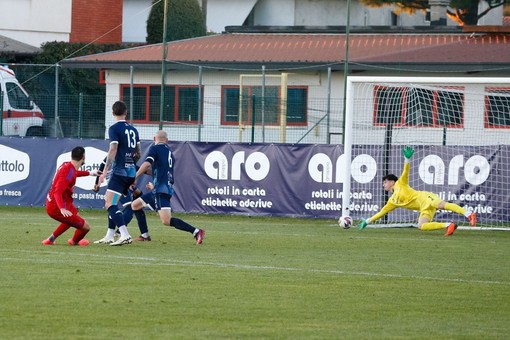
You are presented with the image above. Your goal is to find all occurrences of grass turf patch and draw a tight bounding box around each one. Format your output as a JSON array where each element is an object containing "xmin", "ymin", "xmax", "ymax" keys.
[{"xmin": 1, "ymin": 206, "xmax": 509, "ymax": 339}]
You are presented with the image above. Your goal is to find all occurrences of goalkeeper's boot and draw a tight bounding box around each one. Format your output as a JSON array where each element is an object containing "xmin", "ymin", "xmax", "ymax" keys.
[
  {"xmin": 41, "ymin": 239, "xmax": 55, "ymax": 245},
  {"xmin": 445, "ymin": 222, "xmax": 457, "ymax": 236},
  {"xmin": 468, "ymin": 212, "xmax": 477, "ymax": 227}
]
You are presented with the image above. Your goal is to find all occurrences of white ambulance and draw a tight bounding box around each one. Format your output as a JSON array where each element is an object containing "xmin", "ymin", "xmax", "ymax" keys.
[{"xmin": 0, "ymin": 65, "xmax": 46, "ymax": 136}]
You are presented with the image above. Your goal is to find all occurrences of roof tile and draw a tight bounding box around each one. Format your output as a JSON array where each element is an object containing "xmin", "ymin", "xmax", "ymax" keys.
[{"xmin": 65, "ymin": 32, "xmax": 510, "ymax": 65}]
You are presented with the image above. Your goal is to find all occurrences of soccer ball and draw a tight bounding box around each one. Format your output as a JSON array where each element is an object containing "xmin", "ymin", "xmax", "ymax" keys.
[{"xmin": 338, "ymin": 216, "xmax": 353, "ymax": 229}]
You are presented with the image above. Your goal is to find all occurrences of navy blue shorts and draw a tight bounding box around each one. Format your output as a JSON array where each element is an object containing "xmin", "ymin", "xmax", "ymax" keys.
[
  {"xmin": 119, "ymin": 190, "xmax": 133, "ymax": 207},
  {"xmin": 139, "ymin": 192, "xmax": 156, "ymax": 211},
  {"xmin": 154, "ymin": 193, "xmax": 172, "ymax": 211},
  {"xmin": 140, "ymin": 192, "xmax": 171, "ymax": 211},
  {"xmin": 107, "ymin": 174, "xmax": 135, "ymax": 196}
]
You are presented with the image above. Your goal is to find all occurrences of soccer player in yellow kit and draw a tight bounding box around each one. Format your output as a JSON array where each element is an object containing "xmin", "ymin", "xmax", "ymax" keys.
[{"xmin": 359, "ymin": 146, "xmax": 477, "ymax": 236}]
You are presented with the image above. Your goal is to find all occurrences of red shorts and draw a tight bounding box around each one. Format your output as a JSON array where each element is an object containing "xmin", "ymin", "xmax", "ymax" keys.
[{"xmin": 46, "ymin": 200, "xmax": 85, "ymax": 228}]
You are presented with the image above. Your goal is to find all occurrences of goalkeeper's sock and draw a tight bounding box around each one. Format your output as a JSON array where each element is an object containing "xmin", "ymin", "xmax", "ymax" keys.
[
  {"xmin": 420, "ymin": 222, "xmax": 448, "ymax": 231},
  {"xmin": 444, "ymin": 202, "xmax": 466, "ymax": 215},
  {"xmin": 170, "ymin": 217, "xmax": 195, "ymax": 234}
]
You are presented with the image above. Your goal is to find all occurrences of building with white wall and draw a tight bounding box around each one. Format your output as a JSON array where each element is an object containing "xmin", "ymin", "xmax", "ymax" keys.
[
  {"xmin": 0, "ymin": 0, "xmax": 72, "ymax": 47},
  {"xmin": 122, "ymin": 0, "xmax": 152, "ymax": 43},
  {"xmin": 62, "ymin": 27, "xmax": 510, "ymax": 144}
]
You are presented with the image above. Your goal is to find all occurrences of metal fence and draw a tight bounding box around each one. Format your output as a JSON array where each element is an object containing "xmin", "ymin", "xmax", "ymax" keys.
[{"xmin": 4, "ymin": 63, "xmax": 345, "ymax": 143}]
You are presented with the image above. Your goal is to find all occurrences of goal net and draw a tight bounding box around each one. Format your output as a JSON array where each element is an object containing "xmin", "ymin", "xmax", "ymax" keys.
[{"xmin": 342, "ymin": 76, "xmax": 510, "ymax": 230}]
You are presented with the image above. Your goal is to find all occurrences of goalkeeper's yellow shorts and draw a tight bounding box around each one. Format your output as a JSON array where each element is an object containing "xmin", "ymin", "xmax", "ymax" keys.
[{"xmin": 417, "ymin": 191, "xmax": 442, "ymax": 221}]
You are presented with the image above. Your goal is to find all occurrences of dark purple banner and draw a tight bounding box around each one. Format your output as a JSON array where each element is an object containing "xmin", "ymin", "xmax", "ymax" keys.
[{"xmin": 0, "ymin": 137, "xmax": 508, "ymax": 222}]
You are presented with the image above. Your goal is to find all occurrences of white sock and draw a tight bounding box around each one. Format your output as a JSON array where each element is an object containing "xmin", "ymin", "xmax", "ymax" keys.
[
  {"xmin": 119, "ymin": 225, "xmax": 130, "ymax": 238},
  {"xmin": 106, "ymin": 228, "xmax": 115, "ymax": 239}
]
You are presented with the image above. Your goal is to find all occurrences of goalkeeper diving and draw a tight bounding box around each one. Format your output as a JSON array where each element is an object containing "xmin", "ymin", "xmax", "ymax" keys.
[{"xmin": 359, "ymin": 146, "xmax": 477, "ymax": 236}]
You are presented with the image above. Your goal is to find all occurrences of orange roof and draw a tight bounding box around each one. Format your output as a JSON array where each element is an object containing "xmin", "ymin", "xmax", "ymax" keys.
[{"xmin": 62, "ymin": 31, "xmax": 510, "ymax": 71}]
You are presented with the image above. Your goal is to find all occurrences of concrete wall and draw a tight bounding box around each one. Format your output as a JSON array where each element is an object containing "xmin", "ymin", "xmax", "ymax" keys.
[
  {"xmin": 0, "ymin": 0, "xmax": 72, "ymax": 47},
  {"xmin": 122, "ymin": 0, "xmax": 152, "ymax": 43}
]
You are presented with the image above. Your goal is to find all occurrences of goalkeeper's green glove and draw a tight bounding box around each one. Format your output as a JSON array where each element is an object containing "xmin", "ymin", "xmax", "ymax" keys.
[
  {"xmin": 402, "ymin": 145, "xmax": 414, "ymax": 160},
  {"xmin": 359, "ymin": 218, "xmax": 368, "ymax": 231}
]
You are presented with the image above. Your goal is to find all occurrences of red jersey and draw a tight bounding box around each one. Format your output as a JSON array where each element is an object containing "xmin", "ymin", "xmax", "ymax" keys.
[{"xmin": 46, "ymin": 162, "xmax": 89, "ymax": 209}]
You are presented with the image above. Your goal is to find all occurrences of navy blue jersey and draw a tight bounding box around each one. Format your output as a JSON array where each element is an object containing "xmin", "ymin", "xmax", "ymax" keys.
[
  {"xmin": 144, "ymin": 143, "xmax": 175, "ymax": 195},
  {"xmin": 108, "ymin": 120, "xmax": 140, "ymax": 178}
]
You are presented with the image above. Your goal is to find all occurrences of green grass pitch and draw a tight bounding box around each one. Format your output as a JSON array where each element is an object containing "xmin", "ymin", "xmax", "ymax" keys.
[{"xmin": 1, "ymin": 206, "xmax": 509, "ymax": 339}]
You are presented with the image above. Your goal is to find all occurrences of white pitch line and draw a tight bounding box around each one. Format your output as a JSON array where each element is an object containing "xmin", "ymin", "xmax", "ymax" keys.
[
  {"xmin": 2, "ymin": 213, "xmax": 507, "ymax": 231},
  {"xmin": 2, "ymin": 249, "xmax": 508, "ymax": 286}
]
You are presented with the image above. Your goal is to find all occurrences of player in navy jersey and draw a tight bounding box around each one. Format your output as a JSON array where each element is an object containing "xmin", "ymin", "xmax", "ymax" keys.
[
  {"xmin": 132, "ymin": 130, "xmax": 205, "ymax": 244},
  {"xmin": 95, "ymin": 101, "xmax": 141, "ymax": 246},
  {"xmin": 92, "ymin": 156, "xmax": 152, "ymax": 241},
  {"xmin": 42, "ymin": 146, "xmax": 101, "ymax": 246}
]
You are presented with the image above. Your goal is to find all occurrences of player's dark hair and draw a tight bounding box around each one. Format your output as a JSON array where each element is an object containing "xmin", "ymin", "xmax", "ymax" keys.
[
  {"xmin": 383, "ymin": 174, "xmax": 398, "ymax": 182},
  {"xmin": 71, "ymin": 146, "xmax": 85, "ymax": 161},
  {"xmin": 112, "ymin": 101, "xmax": 127, "ymax": 116}
]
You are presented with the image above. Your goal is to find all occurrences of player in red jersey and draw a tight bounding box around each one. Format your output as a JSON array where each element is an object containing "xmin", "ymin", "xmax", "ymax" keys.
[{"xmin": 42, "ymin": 146, "xmax": 101, "ymax": 246}]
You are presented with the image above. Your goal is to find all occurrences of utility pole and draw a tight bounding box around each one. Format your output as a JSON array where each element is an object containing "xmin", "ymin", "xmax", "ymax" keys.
[{"xmin": 159, "ymin": 0, "xmax": 169, "ymax": 129}]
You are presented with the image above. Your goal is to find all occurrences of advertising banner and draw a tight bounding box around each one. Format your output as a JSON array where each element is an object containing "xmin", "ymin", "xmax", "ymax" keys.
[{"xmin": 0, "ymin": 137, "xmax": 508, "ymax": 222}]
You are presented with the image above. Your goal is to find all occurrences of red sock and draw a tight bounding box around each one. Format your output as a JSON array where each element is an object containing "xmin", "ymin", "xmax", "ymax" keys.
[
  {"xmin": 72, "ymin": 228, "xmax": 89, "ymax": 243},
  {"xmin": 53, "ymin": 223, "xmax": 70, "ymax": 238}
]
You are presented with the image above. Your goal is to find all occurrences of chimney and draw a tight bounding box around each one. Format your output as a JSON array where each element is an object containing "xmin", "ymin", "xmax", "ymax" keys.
[{"xmin": 428, "ymin": 0, "xmax": 449, "ymax": 26}]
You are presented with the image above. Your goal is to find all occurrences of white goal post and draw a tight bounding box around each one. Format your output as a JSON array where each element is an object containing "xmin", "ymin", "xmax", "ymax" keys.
[{"xmin": 342, "ymin": 76, "xmax": 510, "ymax": 230}]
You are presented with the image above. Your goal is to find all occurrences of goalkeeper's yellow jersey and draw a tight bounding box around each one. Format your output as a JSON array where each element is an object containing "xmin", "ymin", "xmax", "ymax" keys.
[{"xmin": 369, "ymin": 162, "xmax": 436, "ymax": 222}]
